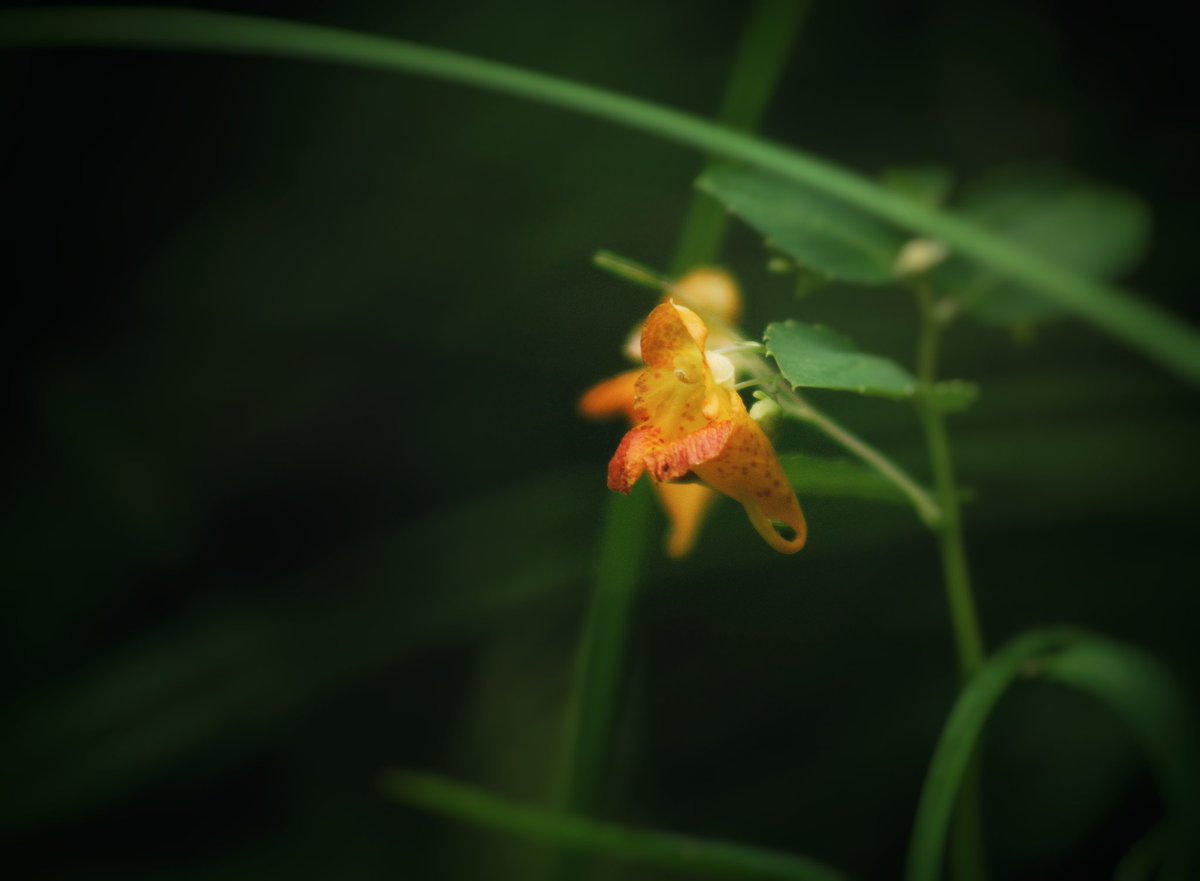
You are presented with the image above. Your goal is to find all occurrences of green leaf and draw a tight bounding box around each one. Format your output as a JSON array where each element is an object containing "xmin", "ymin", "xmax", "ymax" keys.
[
  {"xmin": 906, "ymin": 630, "xmax": 1200, "ymax": 881},
  {"xmin": 1, "ymin": 8, "xmax": 1199, "ymax": 380},
  {"xmin": 905, "ymin": 630, "xmax": 1074, "ymax": 881},
  {"xmin": 940, "ymin": 168, "xmax": 1152, "ymax": 325},
  {"xmin": 779, "ymin": 453, "xmax": 908, "ymax": 503},
  {"xmin": 382, "ymin": 770, "xmax": 850, "ymax": 881},
  {"xmin": 765, "ymin": 321, "xmax": 918, "ymax": 398},
  {"xmin": 698, "ymin": 164, "xmax": 907, "ymax": 284},
  {"xmin": 881, "ymin": 166, "xmax": 955, "ymax": 207}
]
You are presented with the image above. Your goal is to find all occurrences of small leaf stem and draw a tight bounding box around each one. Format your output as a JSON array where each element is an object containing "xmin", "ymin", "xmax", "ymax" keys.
[
  {"xmin": 772, "ymin": 387, "xmax": 942, "ymax": 527},
  {"xmin": 593, "ymin": 250, "xmax": 672, "ymax": 292},
  {"xmin": 695, "ymin": 306, "xmax": 944, "ymax": 525}
]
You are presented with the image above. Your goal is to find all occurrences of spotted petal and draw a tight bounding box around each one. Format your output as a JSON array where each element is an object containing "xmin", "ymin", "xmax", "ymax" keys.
[
  {"xmin": 693, "ymin": 394, "xmax": 807, "ymax": 554},
  {"xmin": 608, "ymin": 419, "xmax": 734, "ymax": 493}
]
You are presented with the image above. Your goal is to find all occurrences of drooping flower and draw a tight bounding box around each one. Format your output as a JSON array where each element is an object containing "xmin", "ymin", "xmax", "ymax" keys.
[
  {"xmin": 607, "ymin": 301, "xmax": 807, "ymax": 554},
  {"xmin": 579, "ymin": 269, "xmax": 741, "ymax": 558}
]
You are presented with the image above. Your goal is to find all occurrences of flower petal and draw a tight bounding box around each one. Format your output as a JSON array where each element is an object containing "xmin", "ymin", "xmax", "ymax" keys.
[
  {"xmin": 672, "ymin": 268, "xmax": 741, "ymax": 325},
  {"xmin": 608, "ymin": 419, "xmax": 734, "ymax": 493},
  {"xmin": 693, "ymin": 395, "xmax": 807, "ymax": 554},
  {"xmin": 638, "ymin": 301, "xmax": 709, "ymax": 369},
  {"xmin": 657, "ymin": 482, "xmax": 719, "ymax": 559},
  {"xmin": 633, "ymin": 303, "xmax": 730, "ymax": 432},
  {"xmin": 578, "ymin": 369, "xmax": 640, "ymax": 421}
]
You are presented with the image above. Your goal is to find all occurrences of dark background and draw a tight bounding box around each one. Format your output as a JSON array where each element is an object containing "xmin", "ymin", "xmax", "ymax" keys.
[{"xmin": 2, "ymin": 1, "xmax": 1198, "ymax": 878}]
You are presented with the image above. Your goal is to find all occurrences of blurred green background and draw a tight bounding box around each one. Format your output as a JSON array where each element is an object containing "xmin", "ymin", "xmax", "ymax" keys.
[{"xmin": 2, "ymin": 1, "xmax": 1198, "ymax": 878}]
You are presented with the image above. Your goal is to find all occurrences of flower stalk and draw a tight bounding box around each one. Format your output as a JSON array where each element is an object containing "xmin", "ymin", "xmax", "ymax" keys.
[
  {"xmin": 914, "ymin": 280, "xmax": 987, "ymax": 881},
  {"xmin": 914, "ymin": 281, "xmax": 985, "ymax": 678},
  {"xmin": 725, "ymin": 338, "xmax": 942, "ymax": 528}
]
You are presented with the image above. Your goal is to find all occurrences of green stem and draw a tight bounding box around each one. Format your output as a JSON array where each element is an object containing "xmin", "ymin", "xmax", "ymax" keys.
[
  {"xmin": 914, "ymin": 282, "xmax": 986, "ymax": 881},
  {"xmin": 554, "ymin": 0, "xmax": 809, "ymax": 840},
  {"xmin": 915, "ymin": 285, "xmax": 984, "ymax": 678},
  {"xmin": 728, "ymin": 335, "xmax": 941, "ymax": 526},
  {"xmin": 4, "ymin": 8, "xmax": 1198, "ymax": 381},
  {"xmin": 553, "ymin": 481, "xmax": 654, "ymax": 814},
  {"xmin": 592, "ymin": 250, "xmax": 672, "ymax": 293},
  {"xmin": 774, "ymin": 390, "xmax": 941, "ymax": 527}
]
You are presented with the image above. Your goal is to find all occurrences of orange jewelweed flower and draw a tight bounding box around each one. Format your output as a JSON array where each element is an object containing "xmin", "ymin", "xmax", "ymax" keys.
[
  {"xmin": 606, "ymin": 301, "xmax": 806, "ymax": 554},
  {"xmin": 580, "ymin": 269, "xmax": 741, "ymax": 558},
  {"xmin": 580, "ymin": 366, "xmax": 718, "ymax": 557}
]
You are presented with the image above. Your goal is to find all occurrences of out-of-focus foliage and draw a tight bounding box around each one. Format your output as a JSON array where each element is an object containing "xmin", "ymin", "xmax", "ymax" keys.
[
  {"xmin": 941, "ymin": 167, "xmax": 1152, "ymax": 325},
  {"xmin": 1, "ymin": 1, "xmax": 1198, "ymax": 879},
  {"xmin": 917, "ymin": 380, "xmax": 979, "ymax": 414},
  {"xmin": 701, "ymin": 161, "xmax": 1151, "ymax": 332},
  {"xmin": 383, "ymin": 769, "xmax": 851, "ymax": 881},
  {"xmin": 880, "ymin": 166, "xmax": 956, "ymax": 209},
  {"xmin": 907, "ymin": 630, "xmax": 1200, "ymax": 880}
]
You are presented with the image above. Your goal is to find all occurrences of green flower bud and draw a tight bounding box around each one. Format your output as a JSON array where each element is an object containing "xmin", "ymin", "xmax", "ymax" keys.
[{"xmin": 749, "ymin": 394, "xmax": 782, "ymax": 436}]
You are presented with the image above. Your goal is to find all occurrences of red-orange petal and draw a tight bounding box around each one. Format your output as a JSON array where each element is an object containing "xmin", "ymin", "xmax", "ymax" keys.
[{"xmin": 607, "ymin": 419, "xmax": 734, "ymax": 493}]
